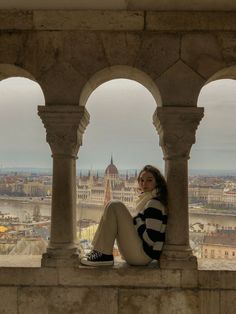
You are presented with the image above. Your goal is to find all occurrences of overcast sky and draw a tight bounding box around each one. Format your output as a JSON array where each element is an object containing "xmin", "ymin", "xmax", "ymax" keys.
[{"xmin": 0, "ymin": 77, "xmax": 236, "ymax": 173}]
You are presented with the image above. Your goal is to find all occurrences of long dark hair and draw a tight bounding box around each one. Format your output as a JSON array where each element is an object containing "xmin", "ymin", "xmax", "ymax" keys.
[{"xmin": 138, "ymin": 165, "xmax": 168, "ymax": 207}]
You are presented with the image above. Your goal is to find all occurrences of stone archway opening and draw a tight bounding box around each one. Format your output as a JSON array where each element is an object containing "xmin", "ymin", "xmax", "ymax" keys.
[
  {"xmin": 0, "ymin": 75, "xmax": 51, "ymax": 265},
  {"xmin": 77, "ymin": 77, "xmax": 164, "ymax": 255},
  {"xmin": 189, "ymin": 77, "xmax": 236, "ymax": 270}
]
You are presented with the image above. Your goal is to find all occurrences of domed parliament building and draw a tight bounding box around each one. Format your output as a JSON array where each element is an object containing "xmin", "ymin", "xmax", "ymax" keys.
[{"xmin": 77, "ymin": 157, "xmax": 138, "ymax": 207}]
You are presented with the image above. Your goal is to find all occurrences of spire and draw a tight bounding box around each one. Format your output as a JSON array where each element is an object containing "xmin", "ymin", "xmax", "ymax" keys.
[
  {"xmin": 104, "ymin": 179, "xmax": 112, "ymax": 206},
  {"xmin": 110, "ymin": 154, "xmax": 114, "ymax": 165}
]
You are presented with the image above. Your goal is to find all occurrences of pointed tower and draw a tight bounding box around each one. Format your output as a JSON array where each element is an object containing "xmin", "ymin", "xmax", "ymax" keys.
[
  {"xmin": 104, "ymin": 155, "xmax": 119, "ymax": 189},
  {"xmin": 104, "ymin": 179, "xmax": 112, "ymax": 206}
]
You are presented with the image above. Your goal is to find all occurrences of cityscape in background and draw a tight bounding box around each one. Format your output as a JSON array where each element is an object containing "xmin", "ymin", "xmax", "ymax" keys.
[{"xmin": 1, "ymin": 158, "xmax": 236, "ymax": 270}]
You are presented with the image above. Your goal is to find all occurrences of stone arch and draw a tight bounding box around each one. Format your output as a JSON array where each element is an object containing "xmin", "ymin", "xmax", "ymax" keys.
[
  {"xmin": 0, "ymin": 63, "xmax": 45, "ymax": 101},
  {"xmin": 197, "ymin": 65, "xmax": 236, "ymax": 106},
  {"xmin": 79, "ymin": 65, "xmax": 162, "ymax": 107},
  {"xmin": 205, "ymin": 65, "xmax": 236, "ymax": 85},
  {"xmin": 0, "ymin": 64, "xmax": 36, "ymax": 82}
]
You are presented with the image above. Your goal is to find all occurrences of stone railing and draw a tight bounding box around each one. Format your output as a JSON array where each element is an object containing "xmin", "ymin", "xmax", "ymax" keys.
[{"xmin": 0, "ymin": 262, "xmax": 235, "ymax": 313}]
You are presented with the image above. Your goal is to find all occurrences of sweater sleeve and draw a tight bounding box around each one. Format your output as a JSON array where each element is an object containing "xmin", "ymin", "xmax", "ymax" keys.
[{"xmin": 133, "ymin": 199, "xmax": 167, "ymax": 259}]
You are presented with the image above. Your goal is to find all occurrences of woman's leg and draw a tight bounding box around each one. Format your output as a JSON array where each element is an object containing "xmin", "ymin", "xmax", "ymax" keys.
[
  {"xmin": 92, "ymin": 201, "xmax": 152, "ymax": 265},
  {"xmin": 91, "ymin": 200, "xmax": 119, "ymax": 255}
]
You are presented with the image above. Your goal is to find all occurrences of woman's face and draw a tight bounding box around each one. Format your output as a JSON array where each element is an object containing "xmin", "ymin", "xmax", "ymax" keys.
[{"xmin": 138, "ymin": 171, "xmax": 157, "ymax": 193}]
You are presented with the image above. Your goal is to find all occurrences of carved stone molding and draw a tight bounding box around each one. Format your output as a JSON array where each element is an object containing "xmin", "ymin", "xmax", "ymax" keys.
[
  {"xmin": 153, "ymin": 107, "xmax": 204, "ymax": 160},
  {"xmin": 38, "ymin": 105, "xmax": 90, "ymax": 157}
]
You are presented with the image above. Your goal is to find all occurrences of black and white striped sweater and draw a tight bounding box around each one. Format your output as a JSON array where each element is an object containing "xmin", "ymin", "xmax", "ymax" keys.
[{"xmin": 133, "ymin": 197, "xmax": 167, "ymax": 260}]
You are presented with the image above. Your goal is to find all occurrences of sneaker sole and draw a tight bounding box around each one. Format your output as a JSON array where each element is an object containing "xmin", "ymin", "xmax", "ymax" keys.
[{"xmin": 80, "ymin": 259, "xmax": 114, "ymax": 266}]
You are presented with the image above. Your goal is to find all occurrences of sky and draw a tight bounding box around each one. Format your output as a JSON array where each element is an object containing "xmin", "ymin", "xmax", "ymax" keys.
[{"xmin": 0, "ymin": 77, "xmax": 236, "ymax": 174}]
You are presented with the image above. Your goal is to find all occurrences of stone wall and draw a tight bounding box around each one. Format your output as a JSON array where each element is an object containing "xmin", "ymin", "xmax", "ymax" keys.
[
  {"xmin": 0, "ymin": 265, "xmax": 235, "ymax": 313},
  {"xmin": 1, "ymin": 10, "xmax": 236, "ymax": 107}
]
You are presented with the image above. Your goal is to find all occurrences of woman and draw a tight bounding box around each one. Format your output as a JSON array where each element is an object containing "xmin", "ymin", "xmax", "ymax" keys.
[{"xmin": 80, "ymin": 165, "xmax": 168, "ymax": 266}]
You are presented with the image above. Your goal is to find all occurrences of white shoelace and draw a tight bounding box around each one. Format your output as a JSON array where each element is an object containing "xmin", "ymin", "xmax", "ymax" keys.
[{"xmin": 88, "ymin": 250, "xmax": 102, "ymax": 261}]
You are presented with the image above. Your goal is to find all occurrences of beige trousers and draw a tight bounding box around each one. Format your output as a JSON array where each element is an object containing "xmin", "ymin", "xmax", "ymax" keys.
[{"xmin": 92, "ymin": 200, "xmax": 152, "ymax": 266}]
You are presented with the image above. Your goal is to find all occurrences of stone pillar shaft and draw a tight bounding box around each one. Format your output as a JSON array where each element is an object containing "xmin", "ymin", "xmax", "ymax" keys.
[
  {"xmin": 165, "ymin": 158, "xmax": 189, "ymax": 246},
  {"xmin": 50, "ymin": 156, "xmax": 76, "ymax": 248},
  {"xmin": 153, "ymin": 107, "xmax": 204, "ymax": 269},
  {"xmin": 38, "ymin": 105, "xmax": 89, "ymax": 266}
]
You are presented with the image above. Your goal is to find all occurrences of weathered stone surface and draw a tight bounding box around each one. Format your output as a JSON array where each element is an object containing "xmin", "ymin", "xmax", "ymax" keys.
[
  {"xmin": 156, "ymin": 60, "xmax": 205, "ymax": 106},
  {"xmin": 58, "ymin": 265, "xmax": 181, "ymax": 288},
  {"xmin": 135, "ymin": 34, "xmax": 180, "ymax": 79},
  {"xmin": 181, "ymin": 270, "xmax": 198, "ymax": 288},
  {"xmin": 147, "ymin": 12, "xmax": 236, "ymax": 31},
  {"xmin": 217, "ymin": 32, "xmax": 236, "ymax": 65},
  {"xmin": 0, "ymin": 64, "xmax": 35, "ymax": 81},
  {"xmin": 18, "ymin": 287, "xmax": 118, "ymax": 314},
  {"xmin": 2, "ymin": 0, "xmax": 236, "ymax": 11},
  {"xmin": 220, "ymin": 291, "xmax": 236, "ymax": 314},
  {"xmin": 0, "ymin": 33, "xmax": 26, "ymax": 65},
  {"xmin": 205, "ymin": 65, "xmax": 236, "ymax": 82},
  {"xmin": 3, "ymin": 10, "xmax": 236, "ymax": 32},
  {"xmin": 219, "ymin": 270, "xmax": 236, "ymax": 290},
  {"xmin": 198, "ymin": 270, "xmax": 221, "ymax": 289},
  {"xmin": 0, "ymin": 266, "xmax": 235, "ymax": 313},
  {"xmin": 62, "ymin": 32, "xmax": 109, "ymax": 78},
  {"xmin": 0, "ymin": 10, "xmax": 33, "ymax": 30},
  {"xmin": 39, "ymin": 62, "xmax": 87, "ymax": 105},
  {"xmin": 0, "ymin": 267, "xmax": 58, "ymax": 286},
  {"xmin": 199, "ymin": 290, "xmax": 220, "ymax": 314},
  {"xmin": 101, "ymin": 32, "xmax": 141, "ymax": 66},
  {"xmin": 119, "ymin": 288, "xmax": 200, "ymax": 314},
  {"xmin": 181, "ymin": 33, "xmax": 225, "ymax": 79},
  {"xmin": 33, "ymin": 10, "xmax": 144, "ymax": 30},
  {"xmin": 22, "ymin": 31, "xmax": 66, "ymax": 79},
  {"xmin": 0, "ymin": 287, "xmax": 17, "ymax": 314}
]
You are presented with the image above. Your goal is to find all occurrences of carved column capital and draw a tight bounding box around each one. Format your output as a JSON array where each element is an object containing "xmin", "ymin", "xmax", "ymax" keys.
[
  {"xmin": 153, "ymin": 107, "xmax": 204, "ymax": 160},
  {"xmin": 38, "ymin": 105, "xmax": 90, "ymax": 157}
]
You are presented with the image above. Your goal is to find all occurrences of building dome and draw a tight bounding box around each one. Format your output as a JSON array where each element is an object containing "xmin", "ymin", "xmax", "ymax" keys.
[{"xmin": 105, "ymin": 156, "xmax": 119, "ymax": 176}]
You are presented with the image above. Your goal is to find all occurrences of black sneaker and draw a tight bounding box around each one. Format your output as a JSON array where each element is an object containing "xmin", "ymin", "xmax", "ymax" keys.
[{"xmin": 80, "ymin": 250, "xmax": 114, "ymax": 266}]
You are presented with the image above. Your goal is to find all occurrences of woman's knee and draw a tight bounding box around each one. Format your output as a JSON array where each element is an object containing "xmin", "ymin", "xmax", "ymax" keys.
[{"xmin": 105, "ymin": 200, "xmax": 126, "ymax": 213}]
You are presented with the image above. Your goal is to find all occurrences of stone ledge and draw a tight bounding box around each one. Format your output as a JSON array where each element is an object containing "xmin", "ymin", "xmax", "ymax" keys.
[
  {"xmin": 0, "ymin": 10, "xmax": 144, "ymax": 30},
  {"xmin": 0, "ymin": 9, "xmax": 33, "ymax": 30},
  {"xmin": 0, "ymin": 262, "xmax": 236, "ymax": 290},
  {"xmin": 0, "ymin": 256, "xmax": 236, "ymax": 289},
  {"xmin": 1, "ymin": 10, "xmax": 236, "ymax": 31},
  {"xmin": 147, "ymin": 11, "xmax": 236, "ymax": 31}
]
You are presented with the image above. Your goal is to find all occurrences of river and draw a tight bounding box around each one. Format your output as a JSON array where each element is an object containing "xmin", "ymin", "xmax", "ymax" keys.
[
  {"xmin": 1, "ymin": 198, "xmax": 236, "ymax": 227},
  {"xmin": 0, "ymin": 199, "xmax": 105, "ymax": 223}
]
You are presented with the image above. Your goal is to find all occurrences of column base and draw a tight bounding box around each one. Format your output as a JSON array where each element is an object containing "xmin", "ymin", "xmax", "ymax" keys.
[
  {"xmin": 41, "ymin": 247, "xmax": 80, "ymax": 267},
  {"xmin": 159, "ymin": 245, "xmax": 198, "ymax": 270}
]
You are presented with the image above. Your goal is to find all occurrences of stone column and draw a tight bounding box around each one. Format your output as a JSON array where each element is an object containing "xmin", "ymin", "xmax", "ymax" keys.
[
  {"xmin": 153, "ymin": 107, "xmax": 204, "ymax": 269},
  {"xmin": 38, "ymin": 105, "xmax": 89, "ymax": 267}
]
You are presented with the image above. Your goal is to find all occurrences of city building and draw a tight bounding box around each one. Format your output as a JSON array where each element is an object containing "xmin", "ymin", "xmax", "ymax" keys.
[
  {"xmin": 202, "ymin": 230, "xmax": 236, "ymax": 260},
  {"xmin": 189, "ymin": 177, "xmax": 236, "ymax": 209},
  {"xmin": 77, "ymin": 157, "xmax": 138, "ymax": 208}
]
